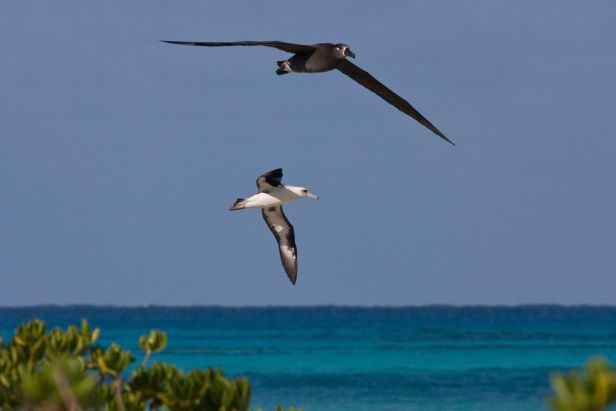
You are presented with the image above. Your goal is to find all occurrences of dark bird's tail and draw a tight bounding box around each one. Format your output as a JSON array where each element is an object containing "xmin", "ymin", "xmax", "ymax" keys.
[
  {"xmin": 276, "ymin": 60, "xmax": 291, "ymax": 76},
  {"xmin": 229, "ymin": 198, "xmax": 247, "ymax": 211}
]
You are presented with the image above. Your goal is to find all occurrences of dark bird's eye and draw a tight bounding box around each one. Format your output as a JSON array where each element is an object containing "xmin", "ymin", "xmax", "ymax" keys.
[{"xmin": 303, "ymin": 189, "xmax": 308, "ymax": 193}]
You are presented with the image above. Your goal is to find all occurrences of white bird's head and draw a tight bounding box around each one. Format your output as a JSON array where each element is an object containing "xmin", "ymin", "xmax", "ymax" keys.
[
  {"xmin": 334, "ymin": 43, "xmax": 355, "ymax": 59},
  {"xmin": 289, "ymin": 186, "xmax": 319, "ymax": 199}
]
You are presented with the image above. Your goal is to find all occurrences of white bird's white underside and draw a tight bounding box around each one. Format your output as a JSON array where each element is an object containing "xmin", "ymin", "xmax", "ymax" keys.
[{"xmin": 242, "ymin": 186, "xmax": 303, "ymax": 209}]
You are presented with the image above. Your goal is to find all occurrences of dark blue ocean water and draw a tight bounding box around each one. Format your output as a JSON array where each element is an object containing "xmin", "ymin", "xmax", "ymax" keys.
[{"xmin": 1, "ymin": 306, "xmax": 615, "ymax": 411}]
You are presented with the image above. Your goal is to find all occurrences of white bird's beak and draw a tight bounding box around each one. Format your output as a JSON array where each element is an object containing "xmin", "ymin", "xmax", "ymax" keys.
[{"xmin": 306, "ymin": 191, "xmax": 319, "ymax": 199}]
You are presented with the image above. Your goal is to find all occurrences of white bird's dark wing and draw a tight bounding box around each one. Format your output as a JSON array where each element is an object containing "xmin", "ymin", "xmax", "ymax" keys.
[
  {"xmin": 336, "ymin": 59, "xmax": 454, "ymax": 145},
  {"xmin": 256, "ymin": 168, "xmax": 283, "ymax": 192},
  {"xmin": 262, "ymin": 206, "xmax": 297, "ymax": 285},
  {"xmin": 160, "ymin": 40, "xmax": 316, "ymax": 54}
]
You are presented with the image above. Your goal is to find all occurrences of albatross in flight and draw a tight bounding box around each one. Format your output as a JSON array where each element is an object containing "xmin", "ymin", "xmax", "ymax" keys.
[
  {"xmin": 229, "ymin": 168, "xmax": 319, "ymax": 285},
  {"xmin": 161, "ymin": 40, "xmax": 454, "ymax": 145}
]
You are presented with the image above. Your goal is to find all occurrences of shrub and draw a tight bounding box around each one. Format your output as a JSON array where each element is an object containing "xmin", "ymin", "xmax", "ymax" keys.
[
  {"xmin": 0, "ymin": 319, "xmax": 299, "ymax": 411},
  {"xmin": 549, "ymin": 358, "xmax": 616, "ymax": 411}
]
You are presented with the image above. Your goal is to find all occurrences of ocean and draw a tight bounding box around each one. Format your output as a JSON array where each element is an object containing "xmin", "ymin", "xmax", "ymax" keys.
[{"xmin": 1, "ymin": 306, "xmax": 615, "ymax": 411}]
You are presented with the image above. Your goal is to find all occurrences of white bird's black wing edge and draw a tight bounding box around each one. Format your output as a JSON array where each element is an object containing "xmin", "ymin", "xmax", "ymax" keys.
[
  {"xmin": 160, "ymin": 40, "xmax": 316, "ymax": 54},
  {"xmin": 262, "ymin": 206, "xmax": 298, "ymax": 285},
  {"xmin": 336, "ymin": 59, "xmax": 455, "ymax": 146},
  {"xmin": 256, "ymin": 168, "xmax": 283, "ymax": 192}
]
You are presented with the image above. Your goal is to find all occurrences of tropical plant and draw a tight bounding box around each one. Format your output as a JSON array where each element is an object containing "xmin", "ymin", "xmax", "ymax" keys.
[
  {"xmin": 0, "ymin": 319, "xmax": 300, "ymax": 411},
  {"xmin": 549, "ymin": 358, "xmax": 616, "ymax": 411}
]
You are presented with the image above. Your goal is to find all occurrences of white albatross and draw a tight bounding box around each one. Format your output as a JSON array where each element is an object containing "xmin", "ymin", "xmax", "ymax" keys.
[{"xmin": 229, "ymin": 168, "xmax": 319, "ymax": 285}]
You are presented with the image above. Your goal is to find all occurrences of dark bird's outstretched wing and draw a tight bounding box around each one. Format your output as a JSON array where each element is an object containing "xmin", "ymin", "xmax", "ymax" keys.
[
  {"xmin": 160, "ymin": 40, "xmax": 316, "ymax": 54},
  {"xmin": 262, "ymin": 206, "xmax": 297, "ymax": 285},
  {"xmin": 256, "ymin": 168, "xmax": 283, "ymax": 192},
  {"xmin": 337, "ymin": 59, "xmax": 454, "ymax": 145}
]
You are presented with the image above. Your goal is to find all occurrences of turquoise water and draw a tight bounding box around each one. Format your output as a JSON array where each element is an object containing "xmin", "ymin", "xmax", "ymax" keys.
[{"xmin": 1, "ymin": 306, "xmax": 615, "ymax": 410}]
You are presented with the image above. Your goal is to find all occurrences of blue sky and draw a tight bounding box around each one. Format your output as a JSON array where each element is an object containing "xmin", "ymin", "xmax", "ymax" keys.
[{"xmin": 1, "ymin": 1, "xmax": 615, "ymax": 305}]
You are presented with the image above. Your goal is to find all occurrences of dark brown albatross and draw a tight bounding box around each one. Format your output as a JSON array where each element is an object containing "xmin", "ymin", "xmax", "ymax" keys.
[{"xmin": 161, "ymin": 40, "xmax": 454, "ymax": 145}]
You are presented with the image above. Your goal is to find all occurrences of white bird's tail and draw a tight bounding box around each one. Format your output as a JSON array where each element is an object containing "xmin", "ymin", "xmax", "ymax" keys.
[{"xmin": 229, "ymin": 198, "xmax": 247, "ymax": 211}]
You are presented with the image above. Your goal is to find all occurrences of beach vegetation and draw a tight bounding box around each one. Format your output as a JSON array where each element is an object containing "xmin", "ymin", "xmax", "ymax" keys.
[
  {"xmin": 0, "ymin": 319, "xmax": 299, "ymax": 411},
  {"xmin": 549, "ymin": 358, "xmax": 616, "ymax": 411}
]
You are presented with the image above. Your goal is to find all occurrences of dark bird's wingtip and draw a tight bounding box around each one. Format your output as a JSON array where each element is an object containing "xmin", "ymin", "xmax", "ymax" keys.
[
  {"xmin": 160, "ymin": 40, "xmax": 185, "ymax": 45},
  {"xmin": 433, "ymin": 129, "xmax": 455, "ymax": 146}
]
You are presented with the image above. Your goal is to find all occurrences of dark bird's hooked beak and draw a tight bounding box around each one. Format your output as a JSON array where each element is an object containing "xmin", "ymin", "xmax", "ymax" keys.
[{"xmin": 345, "ymin": 48, "xmax": 356, "ymax": 59}]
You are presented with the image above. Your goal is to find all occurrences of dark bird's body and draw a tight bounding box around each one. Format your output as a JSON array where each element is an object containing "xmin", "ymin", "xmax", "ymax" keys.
[
  {"xmin": 277, "ymin": 43, "xmax": 343, "ymax": 74},
  {"xmin": 161, "ymin": 40, "xmax": 454, "ymax": 145}
]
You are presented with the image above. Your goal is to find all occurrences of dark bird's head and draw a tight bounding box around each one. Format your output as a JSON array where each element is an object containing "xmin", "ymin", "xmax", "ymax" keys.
[{"xmin": 334, "ymin": 43, "xmax": 355, "ymax": 59}]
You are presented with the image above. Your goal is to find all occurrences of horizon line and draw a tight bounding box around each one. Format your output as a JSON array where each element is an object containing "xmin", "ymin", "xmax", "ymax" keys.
[{"xmin": 1, "ymin": 303, "xmax": 616, "ymax": 309}]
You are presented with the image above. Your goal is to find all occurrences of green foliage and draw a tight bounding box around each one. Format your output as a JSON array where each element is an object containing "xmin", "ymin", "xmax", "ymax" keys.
[
  {"xmin": 549, "ymin": 358, "xmax": 616, "ymax": 411},
  {"xmin": 20, "ymin": 357, "xmax": 104, "ymax": 409},
  {"xmin": 138, "ymin": 330, "xmax": 167, "ymax": 354},
  {"xmin": 91, "ymin": 343, "xmax": 134, "ymax": 377},
  {"xmin": 0, "ymin": 319, "xmax": 297, "ymax": 411},
  {"xmin": 158, "ymin": 368, "xmax": 250, "ymax": 411}
]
